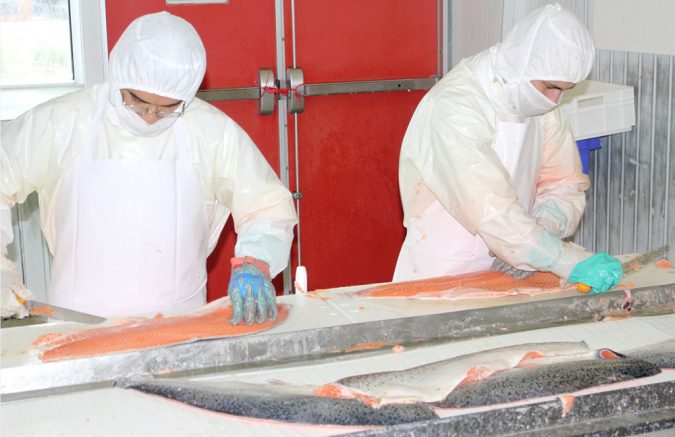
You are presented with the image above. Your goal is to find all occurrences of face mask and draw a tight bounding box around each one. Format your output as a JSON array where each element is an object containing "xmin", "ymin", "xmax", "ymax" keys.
[
  {"xmin": 515, "ymin": 80, "xmax": 560, "ymax": 117},
  {"xmin": 109, "ymin": 90, "xmax": 178, "ymax": 137}
]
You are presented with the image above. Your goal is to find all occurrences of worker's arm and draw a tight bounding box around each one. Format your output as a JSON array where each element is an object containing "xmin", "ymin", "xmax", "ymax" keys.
[
  {"xmin": 531, "ymin": 108, "xmax": 589, "ymax": 238},
  {"xmin": 486, "ymin": 108, "xmax": 594, "ymax": 278},
  {"xmin": 213, "ymin": 119, "xmax": 297, "ymax": 279},
  {"xmin": 402, "ymin": 88, "xmax": 517, "ymax": 235},
  {"xmin": 403, "ymin": 87, "xmax": 592, "ymax": 280},
  {"xmin": 477, "ymin": 203, "xmax": 591, "ymax": 278},
  {"xmin": 0, "ymin": 103, "xmax": 58, "ymax": 318},
  {"xmin": 478, "ymin": 110, "xmax": 622, "ymax": 289},
  {"xmin": 1, "ymin": 203, "xmax": 34, "ymax": 318},
  {"xmin": 213, "ymin": 118, "xmax": 297, "ymax": 324}
]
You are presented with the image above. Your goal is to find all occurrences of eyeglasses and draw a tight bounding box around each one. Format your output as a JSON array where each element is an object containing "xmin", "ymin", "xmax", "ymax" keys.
[{"xmin": 121, "ymin": 91, "xmax": 185, "ymax": 119}]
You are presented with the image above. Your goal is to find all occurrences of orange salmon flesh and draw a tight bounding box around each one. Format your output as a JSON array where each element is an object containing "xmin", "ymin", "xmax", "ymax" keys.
[
  {"xmin": 34, "ymin": 305, "xmax": 289, "ymax": 362},
  {"xmin": 358, "ymin": 270, "xmax": 564, "ymax": 298}
]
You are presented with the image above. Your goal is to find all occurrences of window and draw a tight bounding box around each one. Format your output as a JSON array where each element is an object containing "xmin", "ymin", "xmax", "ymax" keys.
[
  {"xmin": 1, "ymin": 0, "xmax": 73, "ymax": 86},
  {"xmin": 0, "ymin": 0, "xmax": 107, "ymax": 120}
]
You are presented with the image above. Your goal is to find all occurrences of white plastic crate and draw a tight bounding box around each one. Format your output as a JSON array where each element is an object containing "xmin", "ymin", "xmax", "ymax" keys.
[{"xmin": 560, "ymin": 80, "xmax": 635, "ymax": 141}]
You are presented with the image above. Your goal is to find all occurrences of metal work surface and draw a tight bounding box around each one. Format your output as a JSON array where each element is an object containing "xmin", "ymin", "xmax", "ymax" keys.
[
  {"xmin": 2, "ymin": 263, "xmax": 675, "ymax": 399},
  {"xmin": 3, "ymin": 314, "xmax": 675, "ymax": 437}
]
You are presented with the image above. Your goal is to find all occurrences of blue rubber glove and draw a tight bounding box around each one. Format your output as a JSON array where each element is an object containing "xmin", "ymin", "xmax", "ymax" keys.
[
  {"xmin": 227, "ymin": 257, "xmax": 278, "ymax": 325},
  {"xmin": 568, "ymin": 252, "xmax": 623, "ymax": 294}
]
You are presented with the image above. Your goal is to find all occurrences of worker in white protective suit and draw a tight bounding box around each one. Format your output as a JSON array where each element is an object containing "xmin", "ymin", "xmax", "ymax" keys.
[
  {"xmin": 0, "ymin": 12, "xmax": 297, "ymax": 324},
  {"xmin": 393, "ymin": 4, "xmax": 622, "ymax": 293}
]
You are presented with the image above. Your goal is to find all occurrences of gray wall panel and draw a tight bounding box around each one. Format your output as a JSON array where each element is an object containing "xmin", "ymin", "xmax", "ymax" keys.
[
  {"xmin": 667, "ymin": 57, "xmax": 675, "ymax": 252},
  {"xmin": 635, "ymin": 53, "xmax": 654, "ymax": 253},
  {"xmin": 574, "ymin": 50, "xmax": 675, "ymax": 260},
  {"xmin": 503, "ymin": 1, "xmax": 675, "ymax": 259},
  {"xmin": 651, "ymin": 55, "xmax": 672, "ymax": 251}
]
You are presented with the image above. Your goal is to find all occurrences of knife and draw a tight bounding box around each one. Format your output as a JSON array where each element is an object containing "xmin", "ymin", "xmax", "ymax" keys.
[
  {"xmin": 13, "ymin": 293, "xmax": 106, "ymax": 324},
  {"xmin": 577, "ymin": 245, "xmax": 670, "ymax": 293}
]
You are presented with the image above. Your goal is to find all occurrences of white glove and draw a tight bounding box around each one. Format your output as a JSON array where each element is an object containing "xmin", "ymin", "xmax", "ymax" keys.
[{"xmin": 1, "ymin": 256, "xmax": 33, "ymax": 319}]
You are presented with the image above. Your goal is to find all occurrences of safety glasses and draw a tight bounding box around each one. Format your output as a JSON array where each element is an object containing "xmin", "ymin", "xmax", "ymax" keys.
[{"xmin": 121, "ymin": 90, "xmax": 185, "ymax": 118}]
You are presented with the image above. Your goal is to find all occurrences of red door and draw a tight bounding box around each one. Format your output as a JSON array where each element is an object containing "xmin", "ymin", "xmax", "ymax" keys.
[
  {"xmin": 285, "ymin": 1, "xmax": 439, "ymax": 290},
  {"xmin": 105, "ymin": 1, "xmax": 441, "ymax": 298}
]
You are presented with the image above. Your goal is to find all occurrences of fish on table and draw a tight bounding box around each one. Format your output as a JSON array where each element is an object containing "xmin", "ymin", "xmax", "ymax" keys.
[
  {"xmin": 433, "ymin": 357, "xmax": 661, "ymax": 408},
  {"xmin": 356, "ymin": 270, "xmax": 571, "ymax": 299},
  {"xmin": 32, "ymin": 300, "xmax": 290, "ymax": 362},
  {"xmin": 123, "ymin": 379, "xmax": 437, "ymax": 426},
  {"xmin": 121, "ymin": 341, "xmax": 667, "ymax": 427},
  {"xmin": 620, "ymin": 338, "xmax": 675, "ymax": 368},
  {"xmin": 316, "ymin": 342, "xmax": 595, "ymax": 406}
]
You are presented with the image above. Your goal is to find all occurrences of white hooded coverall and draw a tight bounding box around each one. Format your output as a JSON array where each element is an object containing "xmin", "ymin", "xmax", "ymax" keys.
[
  {"xmin": 394, "ymin": 5, "xmax": 595, "ymax": 282},
  {"xmin": 0, "ymin": 12, "xmax": 297, "ymax": 317}
]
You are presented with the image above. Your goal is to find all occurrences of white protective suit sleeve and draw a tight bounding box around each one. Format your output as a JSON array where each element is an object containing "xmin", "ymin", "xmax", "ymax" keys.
[
  {"xmin": 530, "ymin": 109, "xmax": 589, "ymax": 238},
  {"xmin": 210, "ymin": 115, "xmax": 297, "ymax": 278},
  {"xmin": 475, "ymin": 107, "xmax": 591, "ymax": 279},
  {"xmin": 477, "ymin": 110, "xmax": 592, "ymax": 279},
  {"xmin": 0, "ymin": 200, "xmax": 33, "ymax": 318}
]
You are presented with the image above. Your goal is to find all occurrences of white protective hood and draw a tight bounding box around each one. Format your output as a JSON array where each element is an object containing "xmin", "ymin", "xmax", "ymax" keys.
[
  {"xmin": 480, "ymin": 4, "xmax": 595, "ymax": 117},
  {"xmin": 108, "ymin": 11, "xmax": 206, "ymax": 103},
  {"xmin": 106, "ymin": 12, "xmax": 207, "ymax": 136},
  {"xmin": 395, "ymin": 4, "xmax": 594, "ymax": 281}
]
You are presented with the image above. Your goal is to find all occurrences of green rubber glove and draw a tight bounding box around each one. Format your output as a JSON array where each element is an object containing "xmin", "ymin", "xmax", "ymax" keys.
[
  {"xmin": 568, "ymin": 252, "xmax": 623, "ymax": 294},
  {"xmin": 228, "ymin": 256, "xmax": 278, "ymax": 325}
]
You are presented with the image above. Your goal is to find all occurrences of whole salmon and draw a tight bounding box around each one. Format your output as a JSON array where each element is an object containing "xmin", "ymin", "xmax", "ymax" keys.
[
  {"xmin": 125, "ymin": 379, "xmax": 437, "ymax": 426},
  {"xmin": 434, "ymin": 357, "xmax": 661, "ymax": 408},
  {"xmin": 622, "ymin": 338, "xmax": 675, "ymax": 368},
  {"xmin": 324, "ymin": 341, "xmax": 593, "ymax": 405}
]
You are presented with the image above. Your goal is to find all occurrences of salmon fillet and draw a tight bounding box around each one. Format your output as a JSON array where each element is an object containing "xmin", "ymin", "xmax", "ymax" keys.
[
  {"xmin": 358, "ymin": 270, "xmax": 567, "ymax": 298},
  {"xmin": 34, "ymin": 304, "xmax": 289, "ymax": 362}
]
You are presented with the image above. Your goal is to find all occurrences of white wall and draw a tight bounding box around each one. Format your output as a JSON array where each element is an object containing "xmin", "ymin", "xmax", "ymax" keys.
[
  {"xmin": 450, "ymin": 0, "xmax": 503, "ymax": 67},
  {"xmin": 589, "ymin": 0, "xmax": 675, "ymax": 56},
  {"xmin": 451, "ymin": 0, "xmax": 674, "ymax": 69}
]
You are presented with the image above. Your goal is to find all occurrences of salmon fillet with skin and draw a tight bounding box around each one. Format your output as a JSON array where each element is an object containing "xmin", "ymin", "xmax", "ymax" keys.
[
  {"xmin": 34, "ymin": 304, "xmax": 289, "ymax": 362},
  {"xmin": 314, "ymin": 342, "xmax": 594, "ymax": 406},
  {"xmin": 358, "ymin": 270, "xmax": 569, "ymax": 299}
]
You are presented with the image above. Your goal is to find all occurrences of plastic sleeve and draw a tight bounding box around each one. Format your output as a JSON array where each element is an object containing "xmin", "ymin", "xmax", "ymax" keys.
[
  {"xmin": 213, "ymin": 120, "xmax": 297, "ymax": 278},
  {"xmin": 478, "ymin": 202, "xmax": 592, "ymax": 278},
  {"xmin": 531, "ymin": 108, "xmax": 590, "ymax": 238},
  {"xmin": 401, "ymin": 89, "xmax": 519, "ymax": 235}
]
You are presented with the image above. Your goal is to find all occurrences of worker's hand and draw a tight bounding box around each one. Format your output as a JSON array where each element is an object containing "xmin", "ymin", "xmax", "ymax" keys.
[
  {"xmin": 227, "ymin": 256, "xmax": 278, "ymax": 325},
  {"xmin": 568, "ymin": 252, "xmax": 622, "ymax": 294},
  {"xmin": 1, "ymin": 257, "xmax": 33, "ymax": 319},
  {"xmin": 489, "ymin": 253, "xmax": 535, "ymax": 280}
]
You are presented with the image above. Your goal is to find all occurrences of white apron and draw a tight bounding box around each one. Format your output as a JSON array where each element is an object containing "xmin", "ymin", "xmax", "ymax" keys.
[
  {"xmin": 49, "ymin": 98, "xmax": 209, "ymax": 317},
  {"xmin": 393, "ymin": 117, "xmax": 544, "ymax": 281}
]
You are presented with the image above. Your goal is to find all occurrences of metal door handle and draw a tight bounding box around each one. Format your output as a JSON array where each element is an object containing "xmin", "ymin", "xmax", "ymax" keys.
[
  {"xmin": 286, "ymin": 68, "xmax": 305, "ymax": 114},
  {"xmin": 258, "ymin": 68, "xmax": 276, "ymax": 115}
]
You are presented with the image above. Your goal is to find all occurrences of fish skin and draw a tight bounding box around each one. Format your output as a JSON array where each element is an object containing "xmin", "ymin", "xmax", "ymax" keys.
[
  {"xmin": 622, "ymin": 338, "xmax": 675, "ymax": 368},
  {"xmin": 126, "ymin": 380, "xmax": 438, "ymax": 426},
  {"xmin": 336, "ymin": 342, "xmax": 593, "ymax": 404},
  {"xmin": 434, "ymin": 358, "xmax": 661, "ymax": 408}
]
